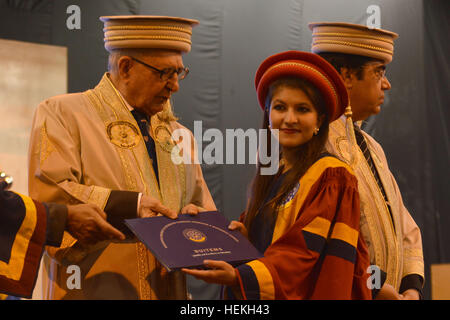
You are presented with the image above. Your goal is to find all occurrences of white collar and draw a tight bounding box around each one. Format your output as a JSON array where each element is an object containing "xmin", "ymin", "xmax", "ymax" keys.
[
  {"xmin": 116, "ymin": 88, "xmax": 134, "ymax": 112},
  {"xmin": 107, "ymin": 73, "xmax": 134, "ymax": 112}
]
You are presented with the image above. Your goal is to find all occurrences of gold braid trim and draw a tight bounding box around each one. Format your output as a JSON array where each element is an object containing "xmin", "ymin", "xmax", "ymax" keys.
[
  {"xmin": 105, "ymin": 35, "xmax": 191, "ymax": 44},
  {"xmin": 313, "ymin": 39, "xmax": 393, "ymax": 55},
  {"xmin": 313, "ymin": 32, "xmax": 394, "ymax": 45},
  {"xmin": 39, "ymin": 121, "xmax": 55, "ymax": 166},
  {"xmin": 104, "ymin": 25, "xmax": 192, "ymax": 35}
]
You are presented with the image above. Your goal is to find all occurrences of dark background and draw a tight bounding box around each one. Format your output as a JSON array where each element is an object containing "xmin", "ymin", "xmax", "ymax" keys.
[{"xmin": 0, "ymin": 0, "xmax": 448, "ymax": 300}]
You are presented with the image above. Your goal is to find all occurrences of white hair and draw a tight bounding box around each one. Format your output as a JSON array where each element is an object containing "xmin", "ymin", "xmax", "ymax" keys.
[{"xmin": 108, "ymin": 48, "xmax": 145, "ymax": 74}]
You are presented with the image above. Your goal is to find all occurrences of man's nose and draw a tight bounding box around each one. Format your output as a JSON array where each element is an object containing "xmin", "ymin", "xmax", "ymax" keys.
[
  {"xmin": 382, "ymin": 76, "xmax": 391, "ymax": 91},
  {"xmin": 166, "ymin": 74, "xmax": 180, "ymax": 93}
]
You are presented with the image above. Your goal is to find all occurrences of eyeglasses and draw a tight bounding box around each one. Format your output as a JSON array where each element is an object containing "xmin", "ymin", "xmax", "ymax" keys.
[
  {"xmin": 365, "ymin": 64, "xmax": 387, "ymax": 80},
  {"xmin": 374, "ymin": 66, "xmax": 387, "ymax": 80},
  {"xmin": 130, "ymin": 56, "xmax": 189, "ymax": 81}
]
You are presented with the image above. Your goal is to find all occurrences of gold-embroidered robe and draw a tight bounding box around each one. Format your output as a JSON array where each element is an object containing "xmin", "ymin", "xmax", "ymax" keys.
[
  {"xmin": 28, "ymin": 73, "xmax": 216, "ymax": 299},
  {"xmin": 326, "ymin": 117, "xmax": 424, "ymax": 291}
]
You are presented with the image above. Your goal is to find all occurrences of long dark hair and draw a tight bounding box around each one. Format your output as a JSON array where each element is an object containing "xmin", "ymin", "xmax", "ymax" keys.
[{"xmin": 244, "ymin": 77, "xmax": 330, "ymax": 233}]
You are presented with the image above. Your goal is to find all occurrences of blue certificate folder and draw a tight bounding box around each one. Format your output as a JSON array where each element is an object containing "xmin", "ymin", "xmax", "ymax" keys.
[{"xmin": 125, "ymin": 211, "xmax": 263, "ymax": 272}]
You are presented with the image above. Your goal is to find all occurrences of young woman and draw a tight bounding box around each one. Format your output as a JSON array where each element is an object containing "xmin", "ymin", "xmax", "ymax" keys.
[{"xmin": 183, "ymin": 51, "xmax": 371, "ymax": 300}]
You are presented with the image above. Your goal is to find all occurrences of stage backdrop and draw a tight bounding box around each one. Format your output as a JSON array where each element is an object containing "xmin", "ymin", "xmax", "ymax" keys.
[
  {"xmin": 0, "ymin": 38, "xmax": 68, "ymax": 299},
  {"xmin": 0, "ymin": 0, "xmax": 448, "ymax": 300}
]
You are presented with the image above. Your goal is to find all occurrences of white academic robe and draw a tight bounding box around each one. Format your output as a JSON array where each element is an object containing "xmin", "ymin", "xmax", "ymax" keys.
[
  {"xmin": 28, "ymin": 73, "xmax": 216, "ymax": 299},
  {"xmin": 326, "ymin": 117, "xmax": 424, "ymax": 291}
]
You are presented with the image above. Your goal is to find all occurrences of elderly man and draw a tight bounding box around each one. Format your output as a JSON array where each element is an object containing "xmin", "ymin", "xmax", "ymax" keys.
[
  {"xmin": 28, "ymin": 16, "xmax": 216, "ymax": 299},
  {"xmin": 309, "ymin": 22, "xmax": 424, "ymax": 299}
]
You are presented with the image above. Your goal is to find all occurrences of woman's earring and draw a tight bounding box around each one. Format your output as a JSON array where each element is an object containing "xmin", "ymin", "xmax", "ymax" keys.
[{"xmin": 313, "ymin": 127, "xmax": 319, "ymax": 135}]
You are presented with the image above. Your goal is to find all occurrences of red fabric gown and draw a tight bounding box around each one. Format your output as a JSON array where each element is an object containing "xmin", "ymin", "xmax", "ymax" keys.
[
  {"xmin": 0, "ymin": 191, "xmax": 47, "ymax": 298},
  {"xmin": 234, "ymin": 156, "xmax": 371, "ymax": 300}
]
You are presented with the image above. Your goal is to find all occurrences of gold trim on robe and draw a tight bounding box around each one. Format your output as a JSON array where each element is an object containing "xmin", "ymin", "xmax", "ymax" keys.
[{"xmin": 326, "ymin": 116, "xmax": 424, "ymax": 290}]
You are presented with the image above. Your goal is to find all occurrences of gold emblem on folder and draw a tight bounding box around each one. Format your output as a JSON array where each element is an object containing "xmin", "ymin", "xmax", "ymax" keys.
[{"xmin": 183, "ymin": 228, "xmax": 207, "ymax": 243}]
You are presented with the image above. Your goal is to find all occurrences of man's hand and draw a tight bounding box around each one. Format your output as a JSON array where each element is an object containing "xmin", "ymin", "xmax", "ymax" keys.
[
  {"xmin": 180, "ymin": 204, "xmax": 203, "ymax": 215},
  {"xmin": 66, "ymin": 203, "xmax": 125, "ymax": 245},
  {"xmin": 139, "ymin": 195, "xmax": 177, "ymax": 219},
  {"xmin": 401, "ymin": 289, "xmax": 420, "ymax": 300},
  {"xmin": 375, "ymin": 283, "xmax": 404, "ymax": 300}
]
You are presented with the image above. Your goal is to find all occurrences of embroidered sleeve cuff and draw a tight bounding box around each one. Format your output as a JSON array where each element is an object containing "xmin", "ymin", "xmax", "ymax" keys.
[
  {"xmin": 400, "ymin": 274, "xmax": 424, "ymax": 299},
  {"xmin": 104, "ymin": 190, "xmax": 139, "ymax": 236},
  {"xmin": 236, "ymin": 264, "xmax": 260, "ymax": 300},
  {"xmin": 45, "ymin": 202, "xmax": 68, "ymax": 247},
  {"xmin": 236, "ymin": 260, "xmax": 275, "ymax": 300}
]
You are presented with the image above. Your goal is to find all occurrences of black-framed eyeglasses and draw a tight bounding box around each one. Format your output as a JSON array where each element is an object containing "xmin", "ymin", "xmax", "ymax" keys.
[
  {"xmin": 375, "ymin": 67, "xmax": 387, "ymax": 80},
  {"xmin": 364, "ymin": 63, "xmax": 387, "ymax": 80},
  {"xmin": 130, "ymin": 56, "xmax": 189, "ymax": 81}
]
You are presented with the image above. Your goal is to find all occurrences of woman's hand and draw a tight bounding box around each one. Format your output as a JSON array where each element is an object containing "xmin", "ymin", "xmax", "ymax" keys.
[
  {"xmin": 228, "ymin": 221, "xmax": 248, "ymax": 238},
  {"xmin": 182, "ymin": 260, "xmax": 238, "ymax": 286}
]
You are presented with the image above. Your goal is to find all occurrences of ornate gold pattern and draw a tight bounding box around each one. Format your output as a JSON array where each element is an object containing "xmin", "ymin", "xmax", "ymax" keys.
[
  {"xmin": 39, "ymin": 122, "xmax": 55, "ymax": 166},
  {"xmin": 104, "ymin": 25, "xmax": 192, "ymax": 35},
  {"xmin": 104, "ymin": 35, "xmax": 191, "ymax": 44},
  {"xmin": 91, "ymin": 74, "xmax": 187, "ymax": 299},
  {"xmin": 313, "ymin": 40, "xmax": 393, "ymax": 55},
  {"xmin": 151, "ymin": 115, "xmax": 184, "ymax": 212},
  {"xmin": 154, "ymin": 125, "xmax": 177, "ymax": 153},
  {"xmin": 88, "ymin": 186, "xmax": 111, "ymax": 210},
  {"xmin": 86, "ymin": 79, "xmax": 155, "ymax": 298},
  {"xmin": 85, "ymin": 90, "xmax": 138, "ymax": 192},
  {"xmin": 312, "ymin": 32, "xmax": 394, "ymax": 45},
  {"xmin": 106, "ymin": 121, "xmax": 141, "ymax": 149},
  {"xmin": 335, "ymin": 136, "xmax": 352, "ymax": 164},
  {"xmin": 327, "ymin": 119, "xmax": 421, "ymax": 290},
  {"xmin": 136, "ymin": 242, "xmax": 151, "ymax": 300}
]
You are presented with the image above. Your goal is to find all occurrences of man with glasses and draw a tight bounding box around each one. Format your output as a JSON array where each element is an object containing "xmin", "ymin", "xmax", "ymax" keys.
[
  {"xmin": 28, "ymin": 16, "xmax": 216, "ymax": 300},
  {"xmin": 309, "ymin": 22, "xmax": 424, "ymax": 300}
]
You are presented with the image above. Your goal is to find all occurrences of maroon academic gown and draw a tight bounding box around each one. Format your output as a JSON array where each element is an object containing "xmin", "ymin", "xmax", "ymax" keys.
[
  {"xmin": 234, "ymin": 156, "xmax": 372, "ymax": 300},
  {"xmin": 0, "ymin": 190, "xmax": 47, "ymax": 298}
]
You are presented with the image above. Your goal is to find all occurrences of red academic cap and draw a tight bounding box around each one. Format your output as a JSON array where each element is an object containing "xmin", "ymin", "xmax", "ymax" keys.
[{"xmin": 255, "ymin": 50, "xmax": 349, "ymax": 123}]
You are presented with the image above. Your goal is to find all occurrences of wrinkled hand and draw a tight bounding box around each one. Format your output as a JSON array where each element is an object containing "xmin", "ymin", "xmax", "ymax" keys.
[
  {"xmin": 66, "ymin": 203, "xmax": 125, "ymax": 245},
  {"xmin": 139, "ymin": 195, "xmax": 177, "ymax": 219},
  {"xmin": 228, "ymin": 221, "xmax": 248, "ymax": 238},
  {"xmin": 401, "ymin": 289, "xmax": 420, "ymax": 300},
  {"xmin": 182, "ymin": 260, "xmax": 238, "ymax": 286},
  {"xmin": 375, "ymin": 283, "xmax": 404, "ymax": 300},
  {"xmin": 180, "ymin": 204, "xmax": 203, "ymax": 215}
]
